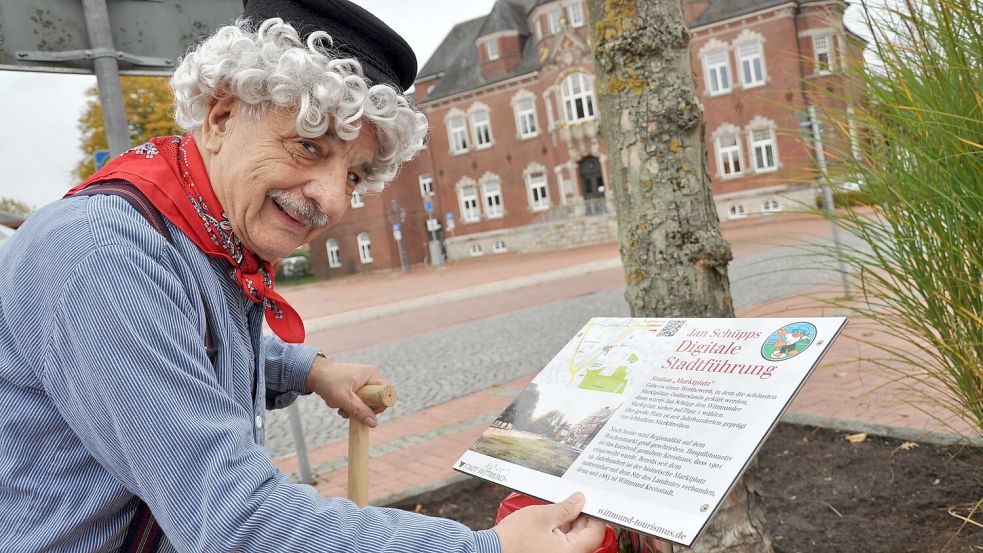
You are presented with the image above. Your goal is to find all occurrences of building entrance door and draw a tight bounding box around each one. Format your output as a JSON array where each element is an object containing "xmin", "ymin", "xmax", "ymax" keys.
[{"xmin": 578, "ymin": 156, "xmax": 605, "ymax": 199}]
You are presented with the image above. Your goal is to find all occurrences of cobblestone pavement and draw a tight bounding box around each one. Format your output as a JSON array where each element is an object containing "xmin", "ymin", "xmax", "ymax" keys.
[{"xmin": 264, "ymin": 235, "xmax": 859, "ymax": 460}]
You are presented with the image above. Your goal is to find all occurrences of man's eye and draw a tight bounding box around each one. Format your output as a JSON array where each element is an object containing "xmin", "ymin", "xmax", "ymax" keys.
[
  {"xmin": 300, "ymin": 141, "xmax": 319, "ymax": 154},
  {"xmin": 347, "ymin": 171, "xmax": 362, "ymax": 185}
]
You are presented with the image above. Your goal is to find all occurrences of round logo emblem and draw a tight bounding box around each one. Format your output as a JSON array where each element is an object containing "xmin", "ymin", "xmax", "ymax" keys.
[{"xmin": 761, "ymin": 322, "xmax": 817, "ymax": 361}]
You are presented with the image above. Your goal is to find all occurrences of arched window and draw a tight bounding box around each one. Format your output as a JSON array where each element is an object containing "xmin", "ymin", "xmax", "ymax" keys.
[
  {"xmin": 703, "ymin": 47, "xmax": 731, "ymax": 95},
  {"xmin": 749, "ymin": 127, "xmax": 777, "ymax": 172},
  {"xmin": 560, "ymin": 73, "xmax": 596, "ymax": 123},
  {"xmin": 445, "ymin": 109, "xmax": 469, "ymax": 154},
  {"xmin": 728, "ymin": 204, "xmax": 747, "ymax": 219},
  {"xmin": 326, "ymin": 238, "xmax": 341, "ymax": 268},
  {"xmin": 736, "ymin": 40, "xmax": 765, "ymax": 88},
  {"xmin": 714, "ymin": 126, "xmax": 744, "ymax": 178},
  {"xmin": 763, "ymin": 199, "xmax": 782, "ymax": 213},
  {"xmin": 356, "ymin": 232, "xmax": 373, "ymax": 264},
  {"xmin": 512, "ymin": 91, "xmax": 539, "ymax": 139},
  {"xmin": 350, "ymin": 191, "xmax": 364, "ymax": 208},
  {"xmin": 482, "ymin": 179, "xmax": 504, "ymax": 218},
  {"xmin": 470, "ymin": 107, "xmax": 493, "ymax": 148},
  {"xmin": 458, "ymin": 184, "xmax": 480, "ymax": 222},
  {"xmin": 526, "ymin": 170, "xmax": 550, "ymax": 211}
]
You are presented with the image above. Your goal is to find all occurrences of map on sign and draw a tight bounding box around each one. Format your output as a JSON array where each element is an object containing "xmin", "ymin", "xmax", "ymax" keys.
[{"xmin": 538, "ymin": 318, "xmax": 682, "ymax": 395}]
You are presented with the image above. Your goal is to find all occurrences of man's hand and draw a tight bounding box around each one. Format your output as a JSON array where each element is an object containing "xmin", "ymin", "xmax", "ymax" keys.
[
  {"xmin": 493, "ymin": 493, "xmax": 605, "ymax": 553},
  {"xmin": 306, "ymin": 357, "xmax": 388, "ymax": 427}
]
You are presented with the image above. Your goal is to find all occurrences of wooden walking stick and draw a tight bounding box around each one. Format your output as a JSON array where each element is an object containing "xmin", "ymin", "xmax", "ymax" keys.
[{"xmin": 348, "ymin": 384, "xmax": 397, "ymax": 507}]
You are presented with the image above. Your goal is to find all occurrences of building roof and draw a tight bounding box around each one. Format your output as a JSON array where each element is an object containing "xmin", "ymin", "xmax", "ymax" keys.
[
  {"xmin": 689, "ymin": 0, "xmax": 793, "ymax": 28},
  {"xmin": 478, "ymin": 0, "xmax": 531, "ymax": 37},
  {"xmin": 416, "ymin": 0, "xmax": 540, "ymax": 102},
  {"xmin": 417, "ymin": 0, "xmax": 818, "ymax": 102}
]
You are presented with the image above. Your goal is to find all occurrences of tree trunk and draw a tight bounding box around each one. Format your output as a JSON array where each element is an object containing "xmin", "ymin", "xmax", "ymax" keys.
[{"xmin": 586, "ymin": 1, "xmax": 773, "ymax": 551}]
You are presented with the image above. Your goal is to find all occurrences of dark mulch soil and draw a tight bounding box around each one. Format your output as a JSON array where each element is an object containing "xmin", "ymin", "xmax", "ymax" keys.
[{"xmin": 392, "ymin": 423, "xmax": 983, "ymax": 552}]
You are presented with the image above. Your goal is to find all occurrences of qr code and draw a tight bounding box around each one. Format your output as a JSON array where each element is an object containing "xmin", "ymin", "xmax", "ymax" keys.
[{"xmin": 657, "ymin": 320, "xmax": 685, "ymax": 337}]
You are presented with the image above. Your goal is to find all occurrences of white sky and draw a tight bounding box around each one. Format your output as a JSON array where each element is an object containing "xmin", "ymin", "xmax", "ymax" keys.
[{"xmin": 0, "ymin": 1, "xmax": 872, "ymax": 210}]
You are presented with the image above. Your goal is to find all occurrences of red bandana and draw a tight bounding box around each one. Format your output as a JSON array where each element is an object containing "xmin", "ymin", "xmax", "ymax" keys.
[{"xmin": 66, "ymin": 136, "xmax": 306, "ymax": 343}]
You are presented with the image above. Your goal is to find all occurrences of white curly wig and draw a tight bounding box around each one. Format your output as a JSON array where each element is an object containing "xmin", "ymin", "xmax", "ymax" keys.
[{"xmin": 171, "ymin": 18, "xmax": 429, "ymax": 191}]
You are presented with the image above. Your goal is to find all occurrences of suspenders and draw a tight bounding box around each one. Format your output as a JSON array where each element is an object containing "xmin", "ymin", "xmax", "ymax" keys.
[{"xmin": 75, "ymin": 181, "xmax": 217, "ymax": 552}]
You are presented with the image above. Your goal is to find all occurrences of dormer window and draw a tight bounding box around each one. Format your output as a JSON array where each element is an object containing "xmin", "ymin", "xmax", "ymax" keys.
[
  {"xmin": 567, "ymin": 3, "xmax": 584, "ymax": 27},
  {"xmin": 548, "ymin": 9, "xmax": 562, "ymax": 34},
  {"xmin": 813, "ymin": 34, "xmax": 833, "ymax": 74},
  {"xmin": 485, "ymin": 39, "xmax": 500, "ymax": 61}
]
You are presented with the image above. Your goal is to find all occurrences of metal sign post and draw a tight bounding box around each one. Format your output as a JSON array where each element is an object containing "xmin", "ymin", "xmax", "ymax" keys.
[
  {"xmin": 386, "ymin": 199, "xmax": 408, "ymax": 272},
  {"xmin": 81, "ymin": 0, "xmax": 129, "ymax": 154}
]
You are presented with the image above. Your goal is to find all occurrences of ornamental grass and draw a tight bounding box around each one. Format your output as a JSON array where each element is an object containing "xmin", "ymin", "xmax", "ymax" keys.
[{"xmin": 811, "ymin": 0, "xmax": 982, "ymax": 441}]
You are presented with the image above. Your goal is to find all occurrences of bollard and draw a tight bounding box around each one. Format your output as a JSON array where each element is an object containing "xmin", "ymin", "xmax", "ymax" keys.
[{"xmin": 348, "ymin": 384, "xmax": 398, "ymax": 506}]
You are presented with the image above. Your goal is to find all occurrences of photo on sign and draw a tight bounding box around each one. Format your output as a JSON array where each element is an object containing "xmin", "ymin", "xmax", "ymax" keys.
[{"xmin": 469, "ymin": 383, "xmax": 622, "ymax": 477}]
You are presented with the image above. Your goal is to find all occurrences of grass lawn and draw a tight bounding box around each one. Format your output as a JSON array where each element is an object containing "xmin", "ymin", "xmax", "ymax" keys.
[{"xmin": 472, "ymin": 433, "xmax": 581, "ymax": 477}]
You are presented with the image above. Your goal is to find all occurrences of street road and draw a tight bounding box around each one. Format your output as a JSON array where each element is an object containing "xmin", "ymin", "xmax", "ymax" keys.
[{"xmin": 264, "ymin": 233, "xmax": 860, "ymax": 460}]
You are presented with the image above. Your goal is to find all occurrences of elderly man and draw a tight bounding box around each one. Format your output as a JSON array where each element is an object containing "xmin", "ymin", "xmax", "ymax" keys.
[{"xmin": 0, "ymin": 1, "xmax": 604, "ymax": 551}]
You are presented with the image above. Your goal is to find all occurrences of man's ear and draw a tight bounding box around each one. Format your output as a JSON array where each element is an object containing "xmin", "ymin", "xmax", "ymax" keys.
[{"xmin": 200, "ymin": 96, "xmax": 236, "ymax": 154}]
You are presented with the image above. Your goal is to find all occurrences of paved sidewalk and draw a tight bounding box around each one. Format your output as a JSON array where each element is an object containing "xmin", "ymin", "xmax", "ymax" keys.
[{"xmin": 273, "ymin": 211, "xmax": 979, "ymax": 508}]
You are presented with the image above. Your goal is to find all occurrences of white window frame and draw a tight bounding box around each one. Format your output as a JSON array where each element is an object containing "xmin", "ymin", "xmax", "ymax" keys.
[
  {"xmin": 736, "ymin": 40, "xmax": 765, "ymax": 88},
  {"xmin": 459, "ymin": 185, "xmax": 480, "ymax": 223},
  {"xmin": 560, "ymin": 73, "xmax": 596, "ymax": 123},
  {"xmin": 514, "ymin": 96, "xmax": 539, "ymax": 139},
  {"xmin": 470, "ymin": 108, "xmax": 494, "ymax": 149},
  {"xmin": 419, "ymin": 174, "xmax": 434, "ymax": 197},
  {"xmin": 485, "ymin": 39, "xmax": 500, "ymax": 61},
  {"xmin": 356, "ymin": 232, "xmax": 373, "ymax": 264},
  {"xmin": 526, "ymin": 171, "xmax": 550, "ymax": 211},
  {"xmin": 350, "ymin": 191, "xmax": 364, "ymax": 208},
  {"xmin": 703, "ymin": 47, "xmax": 732, "ymax": 96},
  {"xmin": 847, "ymin": 105, "xmax": 862, "ymax": 161},
  {"xmin": 566, "ymin": 2, "xmax": 584, "ymax": 28},
  {"xmin": 482, "ymin": 179, "xmax": 504, "ymax": 219},
  {"xmin": 447, "ymin": 113, "xmax": 469, "ymax": 154},
  {"xmin": 326, "ymin": 238, "xmax": 341, "ymax": 268},
  {"xmin": 749, "ymin": 127, "xmax": 778, "ymax": 173},
  {"xmin": 548, "ymin": 9, "xmax": 562, "ymax": 34},
  {"xmin": 813, "ymin": 34, "xmax": 833, "ymax": 74},
  {"xmin": 728, "ymin": 204, "xmax": 747, "ymax": 220},
  {"xmin": 493, "ymin": 240, "xmax": 508, "ymax": 253},
  {"xmin": 469, "ymin": 242, "xmax": 484, "ymax": 257},
  {"xmin": 762, "ymin": 199, "xmax": 782, "ymax": 213},
  {"xmin": 715, "ymin": 131, "xmax": 744, "ymax": 178}
]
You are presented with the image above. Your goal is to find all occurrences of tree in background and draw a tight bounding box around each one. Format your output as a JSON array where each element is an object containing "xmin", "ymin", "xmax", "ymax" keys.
[
  {"xmin": 587, "ymin": 1, "xmax": 770, "ymax": 551},
  {"xmin": 0, "ymin": 197, "xmax": 34, "ymax": 218},
  {"xmin": 495, "ymin": 383, "xmax": 541, "ymax": 431},
  {"xmin": 73, "ymin": 76, "xmax": 182, "ymax": 182}
]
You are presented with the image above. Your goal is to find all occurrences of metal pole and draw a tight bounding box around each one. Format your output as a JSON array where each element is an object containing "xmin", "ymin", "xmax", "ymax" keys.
[
  {"xmin": 395, "ymin": 237, "xmax": 408, "ymax": 272},
  {"xmin": 81, "ymin": 0, "xmax": 130, "ymax": 156},
  {"xmin": 810, "ymin": 106, "xmax": 851, "ymax": 299},
  {"xmin": 286, "ymin": 403, "xmax": 314, "ymax": 484}
]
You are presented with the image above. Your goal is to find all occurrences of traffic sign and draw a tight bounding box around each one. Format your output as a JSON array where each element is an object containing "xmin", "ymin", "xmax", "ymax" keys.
[
  {"xmin": 392, "ymin": 223, "xmax": 402, "ymax": 241},
  {"xmin": 445, "ymin": 212, "xmax": 455, "ymax": 231},
  {"xmin": 426, "ymin": 218, "xmax": 441, "ymax": 232},
  {"xmin": 93, "ymin": 149, "xmax": 111, "ymax": 171}
]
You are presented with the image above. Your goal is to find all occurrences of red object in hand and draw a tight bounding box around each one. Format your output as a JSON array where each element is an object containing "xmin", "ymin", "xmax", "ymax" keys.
[{"xmin": 496, "ymin": 492, "xmax": 619, "ymax": 553}]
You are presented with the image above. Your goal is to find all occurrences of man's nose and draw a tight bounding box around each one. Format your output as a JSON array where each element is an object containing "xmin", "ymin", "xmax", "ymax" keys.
[{"xmin": 304, "ymin": 162, "xmax": 349, "ymax": 218}]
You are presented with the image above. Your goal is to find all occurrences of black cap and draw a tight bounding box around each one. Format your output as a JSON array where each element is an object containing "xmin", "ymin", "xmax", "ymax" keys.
[{"xmin": 242, "ymin": 0, "xmax": 417, "ymax": 92}]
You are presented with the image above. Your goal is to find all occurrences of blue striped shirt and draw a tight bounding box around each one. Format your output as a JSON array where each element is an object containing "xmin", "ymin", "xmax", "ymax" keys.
[{"xmin": 0, "ymin": 194, "xmax": 501, "ymax": 552}]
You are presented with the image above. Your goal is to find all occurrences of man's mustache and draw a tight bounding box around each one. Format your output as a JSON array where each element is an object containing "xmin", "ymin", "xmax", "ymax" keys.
[{"xmin": 267, "ymin": 190, "xmax": 331, "ymax": 229}]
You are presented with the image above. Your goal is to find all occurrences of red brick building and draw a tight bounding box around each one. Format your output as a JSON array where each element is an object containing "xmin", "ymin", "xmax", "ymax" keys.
[{"xmin": 309, "ymin": 0, "xmax": 865, "ymax": 276}]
